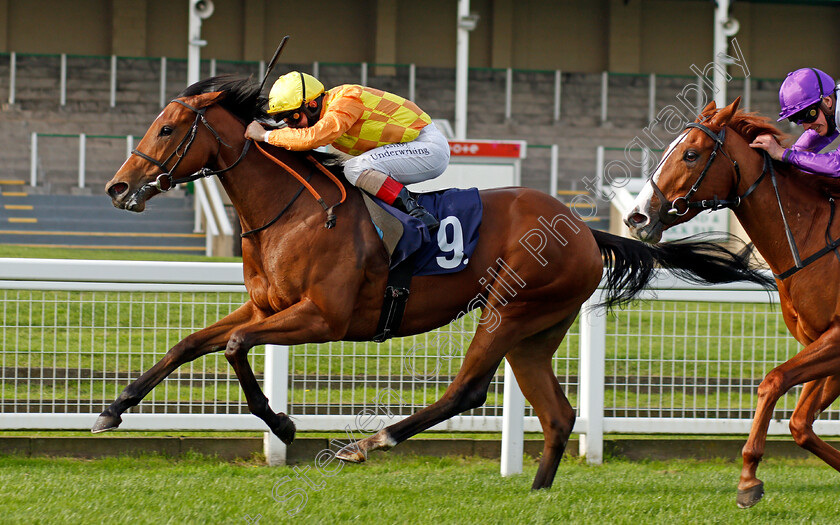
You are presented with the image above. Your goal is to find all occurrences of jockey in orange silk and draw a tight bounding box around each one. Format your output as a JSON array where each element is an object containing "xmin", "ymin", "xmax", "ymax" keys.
[{"xmin": 245, "ymin": 72, "xmax": 448, "ymax": 232}]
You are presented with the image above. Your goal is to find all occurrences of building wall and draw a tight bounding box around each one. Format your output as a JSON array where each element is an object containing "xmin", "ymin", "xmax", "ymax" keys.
[
  {"xmin": 6, "ymin": 0, "xmax": 111, "ymax": 55},
  {"xmin": 1, "ymin": 0, "xmax": 838, "ymax": 79}
]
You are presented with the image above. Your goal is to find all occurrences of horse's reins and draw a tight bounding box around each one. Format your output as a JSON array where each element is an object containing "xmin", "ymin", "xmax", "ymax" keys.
[
  {"xmin": 131, "ymin": 98, "xmax": 346, "ymax": 232},
  {"xmin": 647, "ymin": 120, "xmax": 840, "ymax": 280},
  {"xmin": 252, "ymin": 141, "xmax": 347, "ymax": 230}
]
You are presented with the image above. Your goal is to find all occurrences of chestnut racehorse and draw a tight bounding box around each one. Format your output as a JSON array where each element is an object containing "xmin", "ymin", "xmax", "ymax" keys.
[
  {"xmin": 624, "ymin": 97, "xmax": 840, "ymax": 507},
  {"xmin": 101, "ymin": 77, "xmax": 771, "ymax": 490}
]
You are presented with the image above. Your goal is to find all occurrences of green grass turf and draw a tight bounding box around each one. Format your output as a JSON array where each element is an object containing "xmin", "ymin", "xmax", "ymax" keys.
[{"xmin": 0, "ymin": 453, "xmax": 836, "ymax": 524}]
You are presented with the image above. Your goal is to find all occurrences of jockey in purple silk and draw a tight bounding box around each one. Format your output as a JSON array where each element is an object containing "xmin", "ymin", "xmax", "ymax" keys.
[{"xmin": 750, "ymin": 67, "xmax": 840, "ymax": 177}]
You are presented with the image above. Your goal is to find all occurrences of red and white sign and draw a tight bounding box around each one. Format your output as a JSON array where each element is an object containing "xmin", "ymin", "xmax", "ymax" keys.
[{"xmin": 448, "ymin": 140, "xmax": 526, "ymax": 159}]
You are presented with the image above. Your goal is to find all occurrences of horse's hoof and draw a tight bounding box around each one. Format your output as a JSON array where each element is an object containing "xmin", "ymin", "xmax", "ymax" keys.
[
  {"xmin": 271, "ymin": 413, "xmax": 296, "ymax": 445},
  {"xmin": 91, "ymin": 412, "xmax": 122, "ymax": 433},
  {"xmin": 335, "ymin": 443, "xmax": 366, "ymax": 463},
  {"xmin": 736, "ymin": 482, "xmax": 764, "ymax": 508}
]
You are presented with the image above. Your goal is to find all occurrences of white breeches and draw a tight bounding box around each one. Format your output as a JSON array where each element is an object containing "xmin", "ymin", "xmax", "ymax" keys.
[{"xmin": 342, "ymin": 123, "xmax": 450, "ymax": 185}]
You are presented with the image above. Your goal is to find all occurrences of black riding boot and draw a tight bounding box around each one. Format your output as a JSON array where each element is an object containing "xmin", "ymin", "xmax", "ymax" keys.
[{"xmin": 392, "ymin": 188, "xmax": 439, "ymax": 232}]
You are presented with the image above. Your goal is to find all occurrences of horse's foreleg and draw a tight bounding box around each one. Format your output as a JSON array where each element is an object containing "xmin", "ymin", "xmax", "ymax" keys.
[
  {"xmin": 789, "ymin": 376, "xmax": 840, "ymax": 467},
  {"xmin": 223, "ymin": 298, "xmax": 343, "ymax": 445},
  {"xmin": 738, "ymin": 326, "xmax": 840, "ymax": 508},
  {"xmin": 91, "ymin": 301, "xmax": 259, "ymax": 433}
]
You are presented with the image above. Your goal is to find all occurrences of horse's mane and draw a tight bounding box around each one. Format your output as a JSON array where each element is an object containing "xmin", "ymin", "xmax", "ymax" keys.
[
  {"xmin": 178, "ymin": 75, "xmax": 346, "ymax": 174},
  {"xmin": 728, "ymin": 111, "xmax": 786, "ymax": 144},
  {"xmin": 179, "ymin": 74, "xmax": 268, "ymax": 121}
]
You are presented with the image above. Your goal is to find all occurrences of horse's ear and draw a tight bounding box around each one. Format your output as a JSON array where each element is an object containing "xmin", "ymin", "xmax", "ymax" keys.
[
  {"xmin": 698, "ymin": 100, "xmax": 717, "ymax": 120},
  {"xmin": 184, "ymin": 91, "xmax": 226, "ymax": 110},
  {"xmin": 710, "ymin": 97, "xmax": 742, "ymax": 127}
]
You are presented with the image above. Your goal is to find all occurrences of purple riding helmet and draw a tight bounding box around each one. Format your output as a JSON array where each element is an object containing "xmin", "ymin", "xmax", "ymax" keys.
[{"xmin": 777, "ymin": 67, "xmax": 835, "ymax": 122}]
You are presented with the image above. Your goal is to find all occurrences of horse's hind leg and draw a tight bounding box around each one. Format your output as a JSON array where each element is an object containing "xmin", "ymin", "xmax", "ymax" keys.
[
  {"xmin": 336, "ymin": 324, "xmax": 510, "ymax": 462},
  {"xmin": 505, "ymin": 313, "xmax": 577, "ymax": 490},
  {"xmin": 336, "ymin": 305, "xmax": 579, "ymax": 464},
  {"xmin": 789, "ymin": 376, "xmax": 840, "ymax": 466}
]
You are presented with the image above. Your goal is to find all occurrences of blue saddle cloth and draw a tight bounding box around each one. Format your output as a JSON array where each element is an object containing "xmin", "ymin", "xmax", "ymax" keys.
[{"xmin": 371, "ymin": 188, "xmax": 482, "ymax": 276}]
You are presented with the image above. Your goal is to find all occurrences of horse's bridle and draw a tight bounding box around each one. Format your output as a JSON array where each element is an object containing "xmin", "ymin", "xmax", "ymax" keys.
[
  {"xmin": 130, "ymin": 97, "xmax": 347, "ymax": 232},
  {"xmin": 130, "ymin": 99, "xmax": 252, "ymax": 193},
  {"xmin": 648, "ymin": 120, "xmax": 826, "ymax": 278},
  {"xmin": 649, "ymin": 122, "xmax": 769, "ymax": 225}
]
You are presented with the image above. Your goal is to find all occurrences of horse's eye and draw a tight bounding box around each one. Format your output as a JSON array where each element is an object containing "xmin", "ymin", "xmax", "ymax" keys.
[
  {"xmin": 159, "ymin": 126, "xmax": 174, "ymax": 137},
  {"xmin": 683, "ymin": 150, "xmax": 698, "ymax": 162}
]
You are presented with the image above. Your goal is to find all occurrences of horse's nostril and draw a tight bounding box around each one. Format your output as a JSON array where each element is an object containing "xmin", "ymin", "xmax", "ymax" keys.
[
  {"xmin": 107, "ymin": 182, "xmax": 129, "ymax": 199},
  {"xmin": 629, "ymin": 213, "xmax": 648, "ymax": 226}
]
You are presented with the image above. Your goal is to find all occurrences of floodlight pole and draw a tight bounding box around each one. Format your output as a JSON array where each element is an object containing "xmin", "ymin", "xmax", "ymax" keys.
[
  {"xmin": 713, "ymin": 0, "xmax": 739, "ymax": 108},
  {"xmin": 188, "ymin": 0, "xmax": 213, "ymax": 86}
]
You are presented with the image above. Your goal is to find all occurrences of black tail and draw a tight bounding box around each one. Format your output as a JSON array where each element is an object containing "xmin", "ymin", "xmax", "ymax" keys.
[{"xmin": 591, "ymin": 230, "xmax": 776, "ymax": 310}]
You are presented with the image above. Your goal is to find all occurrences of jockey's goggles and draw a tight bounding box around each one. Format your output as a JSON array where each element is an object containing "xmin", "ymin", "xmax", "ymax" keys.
[
  {"xmin": 788, "ymin": 103, "xmax": 821, "ymax": 125},
  {"xmin": 271, "ymin": 109, "xmax": 302, "ymax": 126}
]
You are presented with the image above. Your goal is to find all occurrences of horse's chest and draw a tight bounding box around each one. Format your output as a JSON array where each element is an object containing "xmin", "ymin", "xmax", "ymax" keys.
[
  {"xmin": 245, "ymin": 271, "xmax": 299, "ymax": 313},
  {"xmin": 782, "ymin": 286, "xmax": 833, "ymax": 346}
]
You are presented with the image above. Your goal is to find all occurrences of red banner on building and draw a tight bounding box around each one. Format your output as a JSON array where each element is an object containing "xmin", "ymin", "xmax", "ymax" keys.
[{"xmin": 448, "ymin": 140, "xmax": 526, "ymax": 158}]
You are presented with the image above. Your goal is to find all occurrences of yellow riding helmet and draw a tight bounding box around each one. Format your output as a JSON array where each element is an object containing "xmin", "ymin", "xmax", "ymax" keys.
[{"xmin": 267, "ymin": 72, "xmax": 325, "ymax": 115}]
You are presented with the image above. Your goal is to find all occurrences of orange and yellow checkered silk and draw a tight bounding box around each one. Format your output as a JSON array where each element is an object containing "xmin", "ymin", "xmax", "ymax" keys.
[{"xmin": 264, "ymin": 85, "xmax": 431, "ymax": 155}]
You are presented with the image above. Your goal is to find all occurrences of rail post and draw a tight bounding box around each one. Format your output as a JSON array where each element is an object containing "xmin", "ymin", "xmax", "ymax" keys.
[
  {"xmin": 600, "ymin": 71, "xmax": 608, "ymax": 124},
  {"xmin": 500, "ymin": 360, "xmax": 525, "ymax": 476},
  {"xmin": 159, "ymin": 57, "xmax": 167, "ymax": 108},
  {"xmin": 78, "ymin": 133, "xmax": 86, "ymax": 188},
  {"xmin": 8, "ymin": 51, "xmax": 16, "ymax": 105},
  {"xmin": 409, "ymin": 63, "xmax": 416, "ymax": 102},
  {"xmin": 505, "ymin": 67, "xmax": 513, "ymax": 121},
  {"xmin": 550, "ymin": 144, "xmax": 559, "ymax": 199},
  {"xmin": 60, "ymin": 53, "xmax": 67, "ymax": 107},
  {"xmin": 743, "ymin": 76, "xmax": 751, "ymax": 112},
  {"xmin": 30, "ymin": 132, "xmax": 38, "ymax": 187},
  {"xmin": 648, "ymin": 73, "xmax": 656, "ymax": 123},
  {"xmin": 110, "ymin": 54, "xmax": 117, "ymax": 107},
  {"xmin": 579, "ymin": 293, "xmax": 606, "ymax": 464},
  {"xmin": 264, "ymin": 344, "xmax": 289, "ymax": 466}
]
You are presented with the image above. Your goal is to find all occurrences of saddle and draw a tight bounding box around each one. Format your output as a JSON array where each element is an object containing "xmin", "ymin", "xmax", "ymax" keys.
[{"xmin": 361, "ymin": 187, "xmax": 483, "ymax": 342}]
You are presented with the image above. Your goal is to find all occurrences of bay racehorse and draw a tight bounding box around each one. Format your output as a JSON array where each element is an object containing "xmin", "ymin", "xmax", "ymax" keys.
[
  {"xmin": 101, "ymin": 77, "xmax": 772, "ymax": 490},
  {"xmin": 624, "ymin": 97, "xmax": 840, "ymax": 507}
]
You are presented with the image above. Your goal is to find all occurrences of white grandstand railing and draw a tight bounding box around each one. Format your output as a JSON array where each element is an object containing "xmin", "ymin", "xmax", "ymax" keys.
[
  {"xmin": 1, "ymin": 258, "xmax": 833, "ymax": 472},
  {"xmin": 193, "ymin": 177, "xmax": 234, "ymax": 257},
  {"xmin": 28, "ymin": 132, "xmax": 234, "ymax": 256}
]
